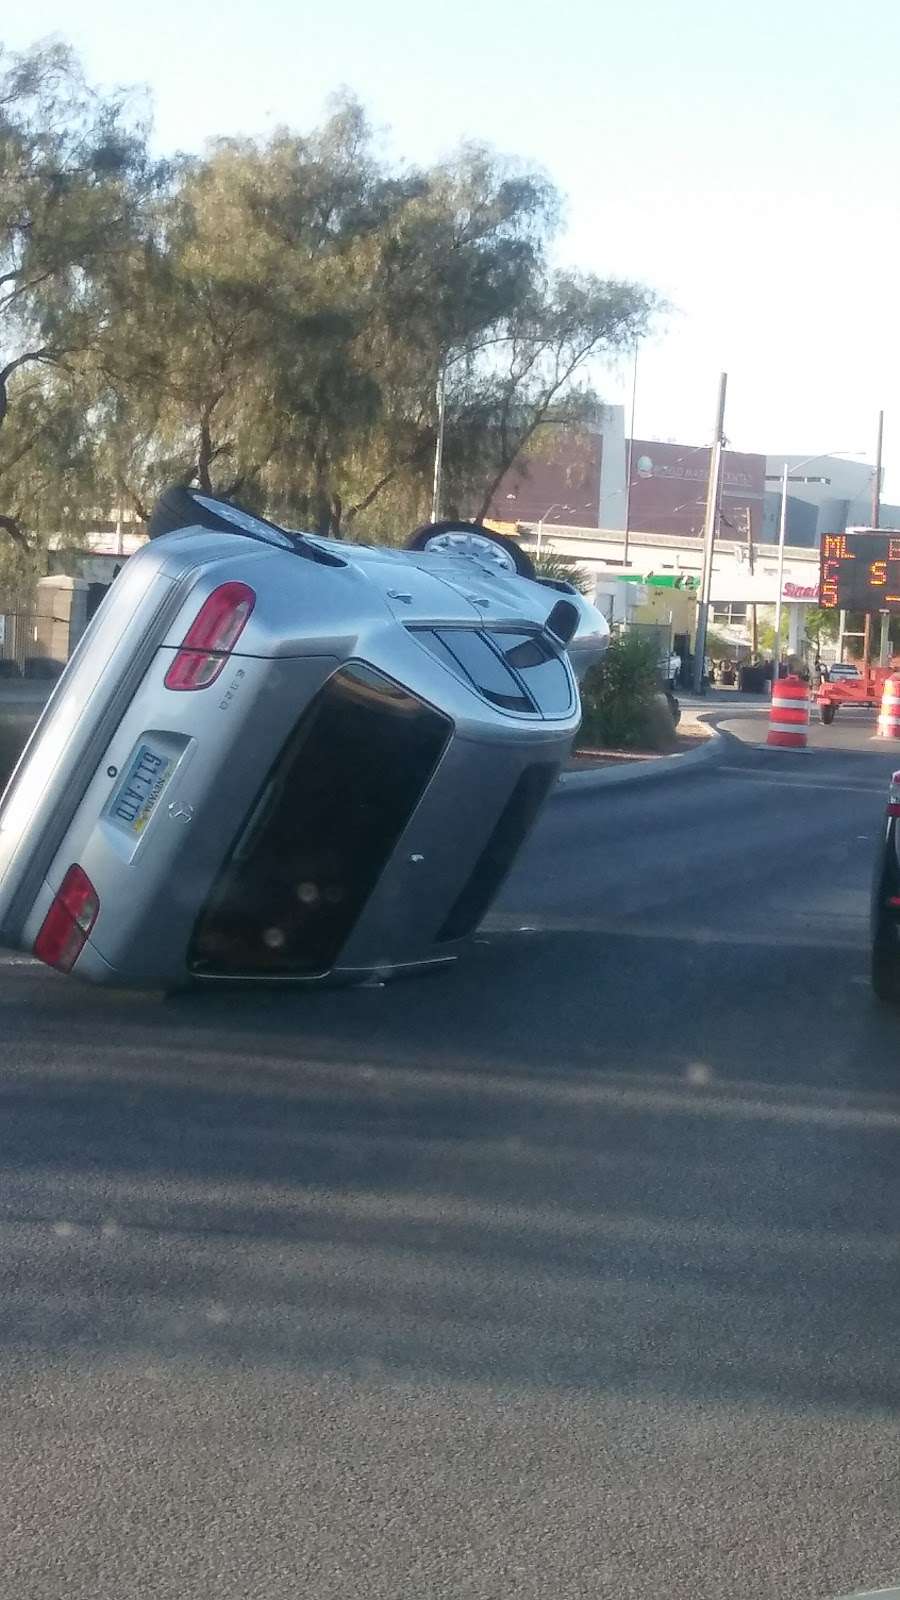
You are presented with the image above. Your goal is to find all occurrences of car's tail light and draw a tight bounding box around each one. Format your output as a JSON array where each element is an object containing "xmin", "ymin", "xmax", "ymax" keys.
[
  {"xmin": 34, "ymin": 865, "xmax": 99, "ymax": 973},
  {"xmin": 164, "ymin": 582, "xmax": 255, "ymax": 691},
  {"xmin": 888, "ymin": 772, "xmax": 900, "ymax": 818}
]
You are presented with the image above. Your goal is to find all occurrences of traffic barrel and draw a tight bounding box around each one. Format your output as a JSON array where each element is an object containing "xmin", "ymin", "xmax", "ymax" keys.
[
  {"xmin": 766, "ymin": 674, "xmax": 809, "ymax": 748},
  {"xmin": 877, "ymin": 674, "xmax": 900, "ymax": 739}
]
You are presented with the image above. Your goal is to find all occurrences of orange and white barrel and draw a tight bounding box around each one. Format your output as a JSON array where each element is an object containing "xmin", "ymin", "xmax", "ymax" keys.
[
  {"xmin": 767, "ymin": 674, "xmax": 809, "ymax": 749},
  {"xmin": 876, "ymin": 674, "xmax": 900, "ymax": 739}
]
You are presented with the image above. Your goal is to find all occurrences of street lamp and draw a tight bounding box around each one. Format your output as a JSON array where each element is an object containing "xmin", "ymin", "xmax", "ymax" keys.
[
  {"xmin": 767, "ymin": 451, "xmax": 866, "ymax": 680},
  {"xmin": 431, "ymin": 348, "xmax": 476, "ymax": 522},
  {"xmin": 431, "ymin": 365, "xmax": 447, "ymax": 523},
  {"xmin": 623, "ymin": 339, "xmax": 639, "ymax": 569},
  {"xmin": 533, "ymin": 504, "xmax": 571, "ymax": 560}
]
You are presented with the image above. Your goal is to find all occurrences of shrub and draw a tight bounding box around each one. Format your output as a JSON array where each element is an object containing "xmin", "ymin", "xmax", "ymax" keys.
[
  {"xmin": 532, "ymin": 551, "xmax": 594, "ymax": 593},
  {"xmin": 641, "ymin": 693, "xmax": 679, "ymax": 753},
  {"xmin": 579, "ymin": 632, "xmax": 671, "ymax": 750}
]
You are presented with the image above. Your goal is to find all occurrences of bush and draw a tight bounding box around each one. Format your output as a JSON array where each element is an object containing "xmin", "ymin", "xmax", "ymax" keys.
[
  {"xmin": 579, "ymin": 633, "xmax": 673, "ymax": 750},
  {"xmin": 532, "ymin": 551, "xmax": 593, "ymax": 593},
  {"xmin": 642, "ymin": 693, "xmax": 679, "ymax": 753}
]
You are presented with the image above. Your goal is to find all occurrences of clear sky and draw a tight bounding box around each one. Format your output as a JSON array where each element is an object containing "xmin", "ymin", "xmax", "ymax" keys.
[{"xmin": 6, "ymin": 0, "xmax": 900, "ymax": 490}]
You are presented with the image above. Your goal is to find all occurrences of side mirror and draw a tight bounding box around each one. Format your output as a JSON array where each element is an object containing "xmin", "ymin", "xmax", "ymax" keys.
[{"xmin": 544, "ymin": 599, "xmax": 579, "ymax": 647}]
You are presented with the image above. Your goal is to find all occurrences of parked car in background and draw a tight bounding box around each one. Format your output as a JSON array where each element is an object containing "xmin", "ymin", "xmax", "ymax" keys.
[
  {"xmin": 823, "ymin": 662, "xmax": 861, "ymax": 681},
  {"xmin": 660, "ymin": 650, "xmax": 682, "ymax": 689}
]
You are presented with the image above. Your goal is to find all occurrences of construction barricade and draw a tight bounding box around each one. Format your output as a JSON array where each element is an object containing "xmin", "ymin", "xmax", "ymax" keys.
[
  {"xmin": 876, "ymin": 674, "xmax": 900, "ymax": 739},
  {"xmin": 767, "ymin": 674, "xmax": 810, "ymax": 749}
]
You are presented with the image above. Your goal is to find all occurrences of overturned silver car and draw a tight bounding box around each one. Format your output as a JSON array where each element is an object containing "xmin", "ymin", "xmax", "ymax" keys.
[{"xmin": 0, "ymin": 491, "xmax": 607, "ymax": 989}]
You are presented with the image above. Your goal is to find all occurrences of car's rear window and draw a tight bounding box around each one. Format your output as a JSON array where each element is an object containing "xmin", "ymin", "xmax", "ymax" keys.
[
  {"xmin": 188, "ymin": 663, "xmax": 451, "ymax": 976},
  {"xmin": 411, "ymin": 628, "xmax": 573, "ymax": 718}
]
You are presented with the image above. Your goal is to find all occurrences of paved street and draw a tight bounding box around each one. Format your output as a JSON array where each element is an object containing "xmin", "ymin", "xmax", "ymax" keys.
[
  {"xmin": 2, "ymin": 715, "xmax": 900, "ymax": 1600},
  {"xmin": 693, "ymin": 686, "xmax": 897, "ymax": 757}
]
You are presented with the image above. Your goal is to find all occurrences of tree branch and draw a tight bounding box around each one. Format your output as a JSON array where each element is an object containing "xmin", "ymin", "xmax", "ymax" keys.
[
  {"xmin": 0, "ymin": 419, "xmax": 51, "ymax": 476},
  {"xmin": 0, "ymin": 511, "xmax": 28, "ymax": 549},
  {"xmin": 0, "ymin": 269, "xmax": 56, "ymax": 314},
  {"xmin": 344, "ymin": 438, "xmax": 434, "ymax": 524},
  {"xmin": 126, "ymin": 486, "xmax": 149, "ymax": 524},
  {"xmin": 0, "ymin": 348, "xmax": 56, "ymax": 429},
  {"xmin": 196, "ymin": 389, "xmax": 225, "ymax": 493}
]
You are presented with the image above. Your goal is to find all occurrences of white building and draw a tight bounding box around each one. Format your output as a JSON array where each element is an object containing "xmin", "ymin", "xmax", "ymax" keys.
[{"xmin": 521, "ymin": 522, "xmax": 822, "ymax": 656}]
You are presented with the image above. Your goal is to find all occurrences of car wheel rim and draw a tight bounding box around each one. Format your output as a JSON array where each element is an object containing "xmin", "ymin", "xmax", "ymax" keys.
[{"xmin": 422, "ymin": 530, "xmax": 518, "ymax": 574}]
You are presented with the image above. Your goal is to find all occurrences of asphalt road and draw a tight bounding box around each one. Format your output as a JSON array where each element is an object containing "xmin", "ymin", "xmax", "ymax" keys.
[{"xmin": 2, "ymin": 714, "xmax": 900, "ymax": 1600}]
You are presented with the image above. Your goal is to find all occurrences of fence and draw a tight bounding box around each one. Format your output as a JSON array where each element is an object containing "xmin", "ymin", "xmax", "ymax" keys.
[
  {"xmin": 0, "ymin": 612, "xmax": 60, "ymax": 679},
  {"xmin": 618, "ymin": 621, "xmax": 672, "ymax": 660}
]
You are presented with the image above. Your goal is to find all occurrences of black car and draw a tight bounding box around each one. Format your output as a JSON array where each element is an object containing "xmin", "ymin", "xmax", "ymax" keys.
[{"xmin": 870, "ymin": 769, "xmax": 900, "ymax": 1002}]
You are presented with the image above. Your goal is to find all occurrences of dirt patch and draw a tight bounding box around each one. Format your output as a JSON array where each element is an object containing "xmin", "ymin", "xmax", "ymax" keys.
[{"xmin": 569, "ymin": 719, "xmax": 713, "ymax": 770}]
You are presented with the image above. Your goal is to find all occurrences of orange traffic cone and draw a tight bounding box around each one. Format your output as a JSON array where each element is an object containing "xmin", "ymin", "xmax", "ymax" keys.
[
  {"xmin": 877, "ymin": 674, "xmax": 900, "ymax": 739},
  {"xmin": 767, "ymin": 674, "xmax": 809, "ymax": 749}
]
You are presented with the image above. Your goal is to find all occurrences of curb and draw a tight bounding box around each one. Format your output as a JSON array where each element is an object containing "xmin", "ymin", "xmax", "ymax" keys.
[{"xmin": 554, "ymin": 726, "xmax": 726, "ymax": 796}]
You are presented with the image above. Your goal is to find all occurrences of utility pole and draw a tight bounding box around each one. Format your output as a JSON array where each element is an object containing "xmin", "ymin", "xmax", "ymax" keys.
[
  {"xmin": 693, "ymin": 372, "xmax": 727, "ymax": 694},
  {"xmin": 873, "ymin": 410, "xmax": 884, "ymax": 528},
  {"xmin": 864, "ymin": 410, "xmax": 884, "ymax": 679},
  {"xmin": 623, "ymin": 340, "xmax": 638, "ymax": 568},
  {"xmin": 767, "ymin": 462, "xmax": 834, "ymax": 677},
  {"xmin": 772, "ymin": 463, "xmax": 789, "ymax": 684},
  {"xmin": 430, "ymin": 365, "xmax": 447, "ymax": 523},
  {"xmin": 743, "ymin": 506, "xmax": 758, "ymax": 658}
]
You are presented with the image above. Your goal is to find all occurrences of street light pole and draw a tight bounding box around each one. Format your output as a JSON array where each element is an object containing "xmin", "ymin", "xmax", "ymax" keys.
[
  {"xmin": 873, "ymin": 410, "xmax": 884, "ymax": 529},
  {"xmin": 865, "ymin": 409, "xmax": 884, "ymax": 676},
  {"xmin": 430, "ymin": 364, "xmax": 446, "ymax": 523},
  {"xmin": 766, "ymin": 451, "xmax": 862, "ymax": 675},
  {"xmin": 623, "ymin": 340, "xmax": 638, "ymax": 569},
  {"xmin": 693, "ymin": 372, "xmax": 728, "ymax": 695},
  {"xmin": 772, "ymin": 462, "xmax": 790, "ymax": 683},
  {"xmin": 532, "ymin": 504, "xmax": 570, "ymax": 561}
]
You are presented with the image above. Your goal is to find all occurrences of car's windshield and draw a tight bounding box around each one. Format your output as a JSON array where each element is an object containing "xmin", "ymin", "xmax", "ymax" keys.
[{"xmin": 2, "ymin": 9, "xmax": 900, "ymax": 1600}]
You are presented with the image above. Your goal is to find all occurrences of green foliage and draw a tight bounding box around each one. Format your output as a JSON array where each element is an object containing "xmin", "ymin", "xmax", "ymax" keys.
[
  {"xmin": 532, "ymin": 550, "xmax": 593, "ymax": 593},
  {"xmin": 0, "ymin": 40, "xmax": 162, "ymax": 547},
  {"xmin": 641, "ymin": 693, "xmax": 679, "ymax": 754},
  {"xmin": 579, "ymin": 632, "xmax": 669, "ymax": 750},
  {"xmin": 756, "ymin": 611, "xmax": 790, "ymax": 653},
  {"xmin": 0, "ymin": 40, "xmax": 657, "ymax": 557},
  {"xmin": 0, "ymin": 535, "xmax": 42, "ymax": 607},
  {"xmin": 804, "ymin": 607, "xmax": 840, "ymax": 650},
  {"xmin": 705, "ymin": 629, "xmax": 732, "ymax": 659}
]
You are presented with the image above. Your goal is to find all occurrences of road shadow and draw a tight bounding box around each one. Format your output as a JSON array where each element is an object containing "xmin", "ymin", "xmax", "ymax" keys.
[{"xmin": 2, "ymin": 918, "xmax": 899, "ymax": 1415}]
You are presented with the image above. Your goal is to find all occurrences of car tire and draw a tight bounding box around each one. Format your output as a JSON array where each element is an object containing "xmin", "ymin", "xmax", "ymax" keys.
[
  {"xmin": 148, "ymin": 485, "xmax": 289, "ymax": 542},
  {"xmin": 406, "ymin": 519, "xmax": 536, "ymax": 580},
  {"xmin": 664, "ymin": 689, "xmax": 681, "ymax": 727},
  {"xmin": 820, "ymin": 703, "xmax": 835, "ymax": 725}
]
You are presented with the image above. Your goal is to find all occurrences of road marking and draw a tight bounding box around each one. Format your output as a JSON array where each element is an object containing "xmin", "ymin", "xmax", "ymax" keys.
[
  {"xmin": 486, "ymin": 911, "xmax": 864, "ymax": 950},
  {"xmin": 0, "ymin": 954, "xmax": 41, "ymax": 967},
  {"xmin": 715, "ymin": 766, "xmax": 885, "ymax": 795}
]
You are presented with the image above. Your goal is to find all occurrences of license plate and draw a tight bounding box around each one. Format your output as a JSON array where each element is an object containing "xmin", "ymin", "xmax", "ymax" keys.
[{"xmin": 107, "ymin": 742, "xmax": 175, "ymax": 835}]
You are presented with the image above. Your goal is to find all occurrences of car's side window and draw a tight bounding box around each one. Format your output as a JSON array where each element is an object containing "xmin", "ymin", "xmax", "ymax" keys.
[
  {"xmin": 489, "ymin": 632, "xmax": 574, "ymax": 717},
  {"xmin": 428, "ymin": 630, "xmax": 535, "ymax": 713}
]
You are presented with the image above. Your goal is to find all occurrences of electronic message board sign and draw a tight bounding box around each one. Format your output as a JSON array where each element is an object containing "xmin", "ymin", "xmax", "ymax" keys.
[{"xmin": 819, "ymin": 531, "xmax": 900, "ymax": 612}]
